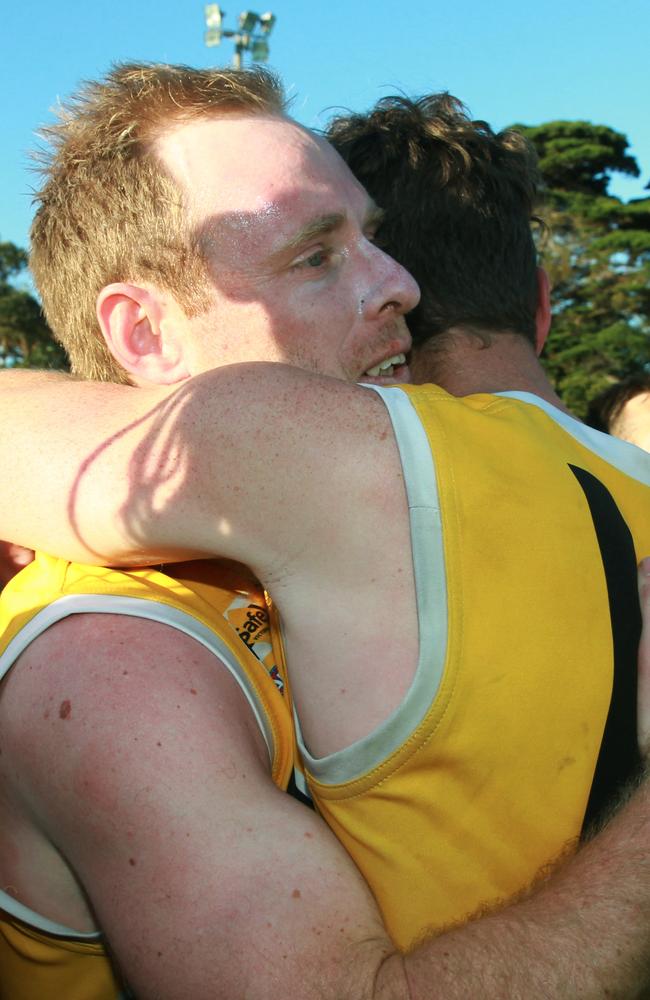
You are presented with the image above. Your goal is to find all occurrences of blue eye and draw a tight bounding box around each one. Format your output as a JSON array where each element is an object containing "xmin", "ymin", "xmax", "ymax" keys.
[
  {"xmin": 292, "ymin": 247, "xmax": 342, "ymax": 273},
  {"xmin": 303, "ymin": 250, "xmax": 327, "ymax": 268}
]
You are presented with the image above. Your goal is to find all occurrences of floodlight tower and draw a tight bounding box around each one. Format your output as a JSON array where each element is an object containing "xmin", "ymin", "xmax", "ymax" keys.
[{"xmin": 204, "ymin": 6, "xmax": 277, "ymax": 69}]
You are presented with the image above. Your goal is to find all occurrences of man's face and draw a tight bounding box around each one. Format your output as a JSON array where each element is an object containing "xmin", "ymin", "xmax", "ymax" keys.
[
  {"xmin": 613, "ymin": 392, "xmax": 650, "ymax": 452},
  {"xmin": 157, "ymin": 114, "xmax": 419, "ymax": 383}
]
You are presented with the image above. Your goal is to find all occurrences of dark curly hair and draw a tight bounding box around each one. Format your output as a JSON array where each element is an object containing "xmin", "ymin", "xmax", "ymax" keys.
[{"xmin": 328, "ymin": 93, "xmax": 543, "ymax": 348}]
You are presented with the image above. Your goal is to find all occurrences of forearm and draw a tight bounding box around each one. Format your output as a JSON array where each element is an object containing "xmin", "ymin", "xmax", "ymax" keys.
[
  {"xmin": 106, "ymin": 776, "xmax": 650, "ymax": 1000},
  {"xmin": 0, "ymin": 369, "xmax": 181, "ymax": 563},
  {"xmin": 0, "ymin": 364, "xmax": 382, "ymax": 574},
  {"xmin": 379, "ymin": 776, "xmax": 650, "ymax": 999},
  {"xmin": 0, "ymin": 366, "xmax": 287, "ymax": 567},
  {"xmin": 0, "ymin": 369, "xmax": 108, "ymax": 557}
]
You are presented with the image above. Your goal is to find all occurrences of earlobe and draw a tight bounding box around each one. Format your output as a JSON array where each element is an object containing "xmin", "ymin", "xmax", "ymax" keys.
[
  {"xmin": 534, "ymin": 268, "xmax": 551, "ymax": 356},
  {"xmin": 96, "ymin": 283, "xmax": 190, "ymax": 385}
]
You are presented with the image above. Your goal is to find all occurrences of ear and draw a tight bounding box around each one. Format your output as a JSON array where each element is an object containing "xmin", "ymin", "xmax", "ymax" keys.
[
  {"xmin": 534, "ymin": 267, "xmax": 551, "ymax": 356},
  {"xmin": 96, "ymin": 283, "xmax": 191, "ymax": 385}
]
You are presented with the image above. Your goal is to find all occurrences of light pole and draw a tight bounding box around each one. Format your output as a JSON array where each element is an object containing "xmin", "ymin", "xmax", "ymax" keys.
[{"xmin": 204, "ymin": 6, "xmax": 277, "ymax": 69}]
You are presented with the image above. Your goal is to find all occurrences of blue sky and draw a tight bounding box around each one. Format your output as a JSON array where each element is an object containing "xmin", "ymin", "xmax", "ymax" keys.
[{"xmin": 2, "ymin": 0, "xmax": 649, "ymax": 272}]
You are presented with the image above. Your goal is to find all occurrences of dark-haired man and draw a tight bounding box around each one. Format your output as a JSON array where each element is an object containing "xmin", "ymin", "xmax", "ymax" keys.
[{"xmin": 0, "ymin": 70, "xmax": 649, "ymax": 999}]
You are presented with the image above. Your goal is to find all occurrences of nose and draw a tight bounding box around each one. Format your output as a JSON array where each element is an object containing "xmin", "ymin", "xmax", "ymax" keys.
[{"xmin": 361, "ymin": 243, "xmax": 420, "ymax": 320}]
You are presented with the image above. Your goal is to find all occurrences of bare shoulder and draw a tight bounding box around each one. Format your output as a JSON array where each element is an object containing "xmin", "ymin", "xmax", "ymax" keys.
[
  {"xmin": 0, "ymin": 613, "xmax": 271, "ymax": 960},
  {"xmin": 170, "ymin": 367, "xmax": 405, "ymax": 569},
  {"xmin": 0, "ymin": 611, "xmax": 270, "ymax": 812},
  {"xmin": 0, "ymin": 611, "xmax": 388, "ymax": 999}
]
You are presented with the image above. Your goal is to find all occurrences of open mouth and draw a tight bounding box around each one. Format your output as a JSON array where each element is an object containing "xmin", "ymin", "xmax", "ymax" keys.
[{"xmin": 363, "ymin": 353, "xmax": 407, "ymax": 379}]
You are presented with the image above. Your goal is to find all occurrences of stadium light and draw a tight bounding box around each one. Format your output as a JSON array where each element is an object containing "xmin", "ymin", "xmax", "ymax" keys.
[
  {"xmin": 259, "ymin": 12, "xmax": 276, "ymax": 34},
  {"xmin": 238, "ymin": 11, "xmax": 259, "ymax": 32},
  {"xmin": 250, "ymin": 37, "xmax": 269, "ymax": 61},
  {"xmin": 204, "ymin": 3, "xmax": 224, "ymax": 45},
  {"xmin": 204, "ymin": 6, "xmax": 277, "ymax": 68}
]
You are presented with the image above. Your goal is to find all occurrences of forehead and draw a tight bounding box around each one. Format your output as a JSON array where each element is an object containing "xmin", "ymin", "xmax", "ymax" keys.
[
  {"xmin": 156, "ymin": 114, "xmax": 369, "ymax": 258},
  {"xmin": 619, "ymin": 393, "xmax": 650, "ymax": 431}
]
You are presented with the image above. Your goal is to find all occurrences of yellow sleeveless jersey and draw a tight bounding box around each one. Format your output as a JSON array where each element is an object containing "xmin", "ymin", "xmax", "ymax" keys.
[
  {"xmin": 3, "ymin": 389, "xmax": 649, "ymax": 980},
  {"xmin": 0, "ymin": 555, "xmax": 298, "ymax": 999},
  {"xmin": 298, "ymin": 386, "xmax": 650, "ymax": 952}
]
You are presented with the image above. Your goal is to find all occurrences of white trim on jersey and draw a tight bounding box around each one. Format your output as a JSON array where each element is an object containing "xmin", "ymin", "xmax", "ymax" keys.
[
  {"xmin": 295, "ymin": 384, "xmax": 448, "ymax": 784},
  {"xmin": 293, "ymin": 384, "xmax": 650, "ymax": 789},
  {"xmin": 0, "ymin": 893, "xmax": 101, "ymax": 941},
  {"xmin": 494, "ymin": 390, "xmax": 650, "ymax": 485}
]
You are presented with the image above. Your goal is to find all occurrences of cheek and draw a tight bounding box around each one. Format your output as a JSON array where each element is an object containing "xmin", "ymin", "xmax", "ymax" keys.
[
  {"xmin": 186, "ymin": 314, "xmax": 247, "ymax": 373},
  {"xmin": 278, "ymin": 300, "xmax": 353, "ymax": 362},
  {"xmin": 297, "ymin": 277, "xmax": 359, "ymax": 327}
]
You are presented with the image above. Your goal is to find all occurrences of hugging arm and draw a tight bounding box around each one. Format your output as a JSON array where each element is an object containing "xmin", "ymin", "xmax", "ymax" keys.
[
  {"xmin": 0, "ymin": 366, "xmax": 649, "ymax": 996},
  {"xmin": 2, "ymin": 571, "xmax": 649, "ymax": 1000}
]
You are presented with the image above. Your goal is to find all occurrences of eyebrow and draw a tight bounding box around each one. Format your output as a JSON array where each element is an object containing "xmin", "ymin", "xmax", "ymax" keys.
[
  {"xmin": 268, "ymin": 202, "xmax": 385, "ymax": 267},
  {"xmin": 267, "ymin": 213, "xmax": 345, "ymax": 267}
]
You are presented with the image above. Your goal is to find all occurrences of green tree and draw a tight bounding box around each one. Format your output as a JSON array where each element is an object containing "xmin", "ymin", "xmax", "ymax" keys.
[
  {"xmin": 512, "ymin": 121, "xmax": 650, "ymax": 417},
  {"xmin": 0, "ymin": 240, "xmax": 68, "ymax": 370}
]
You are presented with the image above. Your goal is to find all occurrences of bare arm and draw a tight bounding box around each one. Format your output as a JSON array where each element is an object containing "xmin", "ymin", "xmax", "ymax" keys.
[
  {"xmin": 1, "ymin": 368, "xmax": 650, "ymax": 995},
  {"xmin": 0, "ymin": 369, "xmax": 185, "ymax": 564},
  {"xmin": 0, "ymin": 366, "xmax": 391, "ymax": 571},
  {"xmin": 1, "ymin": 615, "xmax": 391, "ymax": 1000},
  {"xmin": 2, "ymin": 570, "xmax": 649, "ymax": 1000},
  {"xmin": 386, "ymin": 781, "xmax": 650, "ymax": 997}
]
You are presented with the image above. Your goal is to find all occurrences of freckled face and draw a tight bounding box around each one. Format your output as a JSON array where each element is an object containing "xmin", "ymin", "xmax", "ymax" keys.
[{"xmin": 157, "ymin": 115, "xmax": 419, "ymax": 383}]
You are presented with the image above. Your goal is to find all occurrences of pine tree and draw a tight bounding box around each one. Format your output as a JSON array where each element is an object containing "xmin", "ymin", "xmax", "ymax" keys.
[
  {"xmin": 0, "ymin": 240, "xmax": 68, "ymax": 370},
  {"xmin": 512, "ymin": 121, "xmax": 650, "ymax": 417}
]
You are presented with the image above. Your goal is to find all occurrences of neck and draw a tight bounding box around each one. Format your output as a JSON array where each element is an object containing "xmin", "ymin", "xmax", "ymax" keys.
[{"xmin": 410, "ymin": 328, "xmax": 572, "ymax": 417}]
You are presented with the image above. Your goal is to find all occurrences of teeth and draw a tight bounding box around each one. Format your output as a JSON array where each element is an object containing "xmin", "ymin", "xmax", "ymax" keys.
[{"xmin": 364, "ymin": 353, "xmax": 406, "ymax": 377}]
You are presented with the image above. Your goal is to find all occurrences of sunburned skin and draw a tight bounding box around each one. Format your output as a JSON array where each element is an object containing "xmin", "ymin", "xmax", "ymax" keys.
[
  {"xmin": 197, "ymin": 201, "xmax": 282, "ymax": 268},
  {"xmin": 154, "ymin": 114, "xmax": 419, "ymax": 384}
]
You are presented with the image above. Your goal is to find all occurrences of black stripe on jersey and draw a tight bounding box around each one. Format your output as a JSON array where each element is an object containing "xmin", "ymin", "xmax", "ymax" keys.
[
  {"xmin": 569, "ymin": 464, "xmax": 642, "ymax": 834},
  {"xmin": 287, "ymin": 771, "xmax": 315, "ymax": 810}
]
